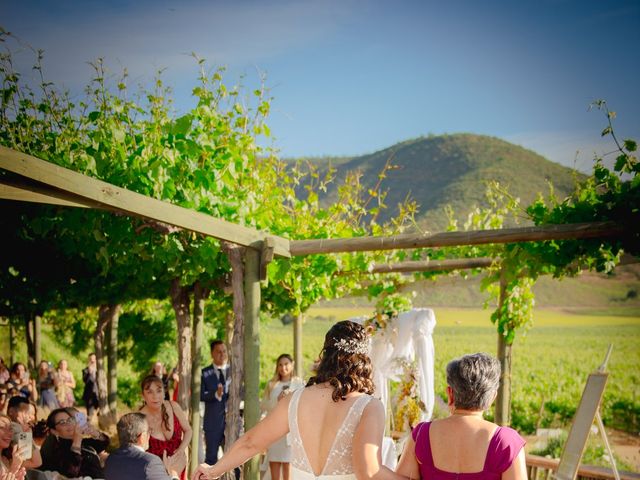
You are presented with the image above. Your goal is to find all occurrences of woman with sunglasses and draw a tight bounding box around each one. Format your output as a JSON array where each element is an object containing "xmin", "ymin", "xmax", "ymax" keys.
[{"xmin": 40, "ymin": 407, "xmax": 109, "ymax": 478}]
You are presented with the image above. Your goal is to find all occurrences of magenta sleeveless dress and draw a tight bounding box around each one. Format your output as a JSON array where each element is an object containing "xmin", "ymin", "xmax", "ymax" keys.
[{"xmin": 412, "ymin": 422, "xmax": 525, "ymax": 480}]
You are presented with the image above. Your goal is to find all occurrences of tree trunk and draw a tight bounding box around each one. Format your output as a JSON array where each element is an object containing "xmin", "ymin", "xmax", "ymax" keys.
[
  {"xmin": 294, "ymin": 313, "xmax": 303, "ymax": 378},
  {"xmin": 107, "ymin": 313, "xmax": 119, "ymax": 424},
  {"xmin": 189, "ymin": 281, "xmax": 208, "ymax": 478},
  {"xmin": 226, "ymin": 312, "xmax": 235, "ymax": 345},
  {"xmin": 222, "ymin": 243, "xmax": 246, "ymax": 480},
  {"xmin": 494, "ymin": 268, "xmax": 511, "ymax": 426},
  {"xmin": 171, "ymin": 278, "xmax": 192, "ymax": 412},
  {"xmin": 9, "ymin": 320, "xmax": 16, "ymax": 365},
  {"xmin": 25, "ymin": 315, "xmax": 35, "ymax": 371},
  {"xmin": 96, "ymin": 304, "xmax": 120, "ymax": 430},
  {"xmin": 34, "ymin": 315, "xmax": 42, "ymax": 367},
  {"xmin": 243, "ymin": 248, "xmax": 261, "ymax": 480}
]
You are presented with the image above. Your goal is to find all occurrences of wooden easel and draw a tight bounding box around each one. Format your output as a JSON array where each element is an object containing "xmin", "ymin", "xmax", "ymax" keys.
[{"xmin": 555, "ymin": 345, "xmax": 620, "ymax": 480}]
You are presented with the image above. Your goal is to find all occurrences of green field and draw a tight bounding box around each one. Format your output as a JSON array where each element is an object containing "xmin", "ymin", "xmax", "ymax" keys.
[{"xmin": 261, "ymin": 307, "xmax": 640, "ymax": 434}]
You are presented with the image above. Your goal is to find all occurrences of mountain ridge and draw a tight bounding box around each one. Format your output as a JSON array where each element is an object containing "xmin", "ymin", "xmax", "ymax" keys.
[{"xmin": 290, "ymin": 133, "xmax": 586, "ymax": 230}]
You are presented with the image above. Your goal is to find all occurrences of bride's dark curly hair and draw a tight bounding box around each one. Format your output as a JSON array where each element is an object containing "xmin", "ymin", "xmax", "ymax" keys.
[{"xmin": 307, "ymin": 320, "xmax": 374, "ymax": 402}]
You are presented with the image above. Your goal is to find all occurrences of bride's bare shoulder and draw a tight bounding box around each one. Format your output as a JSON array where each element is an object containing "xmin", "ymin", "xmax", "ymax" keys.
[{"xmin": 362, "ymin": 396, "xmax": 383, "ymax": 413}]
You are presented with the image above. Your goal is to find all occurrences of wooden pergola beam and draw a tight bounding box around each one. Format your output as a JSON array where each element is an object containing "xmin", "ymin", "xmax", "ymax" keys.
[
  {"xmin": 368, "ymin": 257, "xmax": 495, "ymax": 274},
  {"xmin": 0, "ymin": 182, "xmax": 93, "ymax": 208},
  {"xmin": 290, "ymin": 221, "xmax": 624, "ymax": 256},
  {"xmin": 0, "ymin": 146, "xmax": 290, "ymax": 257}
]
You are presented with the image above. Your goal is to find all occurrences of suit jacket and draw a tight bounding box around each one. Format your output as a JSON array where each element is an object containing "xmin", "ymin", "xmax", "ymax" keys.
[
  {"xmin": 201, "ymin": 364, "xmax": 230, "ymax": 432},
  {"xmin": 104, "ymin": 444, "xmax": 176, "ymax": 480},
  {"xmin": 82, "ymin": 366, "xmax": 98, "ymax": 400}
]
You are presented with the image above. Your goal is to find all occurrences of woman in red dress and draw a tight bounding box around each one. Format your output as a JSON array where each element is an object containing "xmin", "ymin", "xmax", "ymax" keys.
[{"xmin": 140, "ymin": 375, "xmax": 192, "ymax": 480}]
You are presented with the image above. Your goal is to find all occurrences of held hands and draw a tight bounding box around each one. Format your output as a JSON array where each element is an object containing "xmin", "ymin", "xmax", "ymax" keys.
[{"xmin": 191, "ymin": 463, "xmax": 220, "ymax": 480}]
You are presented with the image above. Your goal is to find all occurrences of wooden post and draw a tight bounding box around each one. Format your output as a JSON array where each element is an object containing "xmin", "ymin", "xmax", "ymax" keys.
[
  {"xmin": 223, "ymin": 244, "xmax": 246, "ymax": 480},
  {"xmin": 294, "ymin": 313, "xmax": 303, "ymax": 378},
  {"xmin": 107, "ymin": 315, "xmax": 119, "ymax": 422},
  {"xmin": 243, "ymin": 248, "xmax": 261, "ymax": 480},
  {"xmin": 34, "ymin": 315, "xmax": 42, "ymax": 367},
  {"xmin": 495, "ymin": 268, "xmax": 511, "ymax": 426},
  {"xmin": 190, "ymin": 281, "xmax": 206, "ymax": 478}
]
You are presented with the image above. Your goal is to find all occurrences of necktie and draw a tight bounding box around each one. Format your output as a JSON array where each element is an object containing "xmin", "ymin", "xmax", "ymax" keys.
[{"xmin": 218, "ymin": 368, "xmax": 225, "ymax": 385}]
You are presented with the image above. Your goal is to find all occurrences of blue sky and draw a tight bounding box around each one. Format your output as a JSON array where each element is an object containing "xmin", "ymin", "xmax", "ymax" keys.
[{"xmin": 2, "ymin": 0, "xmax": 639, "ymax": 171}]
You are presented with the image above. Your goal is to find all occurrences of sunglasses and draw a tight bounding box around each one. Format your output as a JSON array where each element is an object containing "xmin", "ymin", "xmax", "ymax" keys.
[{"xmin": 55, "ymin": 417, "xmax": 77, "ymax": 426}]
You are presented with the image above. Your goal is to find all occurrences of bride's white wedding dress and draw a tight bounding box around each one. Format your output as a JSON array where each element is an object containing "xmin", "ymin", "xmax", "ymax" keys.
[{"xmin": 288, "ymin": 387, "xmax": 372, "ymax": 480}]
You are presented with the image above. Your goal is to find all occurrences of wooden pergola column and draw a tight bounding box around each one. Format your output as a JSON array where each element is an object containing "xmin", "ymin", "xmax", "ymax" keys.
[{"xmin": 243, "ymin": 248, "xmax": 261, "ymax": 480}]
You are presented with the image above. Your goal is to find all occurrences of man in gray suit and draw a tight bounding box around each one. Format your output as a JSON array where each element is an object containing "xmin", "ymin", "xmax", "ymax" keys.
[{"xmin": 105, "ymin": 413, "xmax": 180, "ymax": 480}]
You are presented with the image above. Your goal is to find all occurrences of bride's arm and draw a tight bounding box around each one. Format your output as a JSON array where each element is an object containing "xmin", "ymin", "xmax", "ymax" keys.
[
  {"xmin": 352, "ymin": 399, "xmax": 410, "ymax": 480},
  {"xmin": 191, "ymin": 394, "xmax": 291, "ymax": 480},
  {"xmin": 395, "ymin": 436, "xmax": 420, "ymax": 479}
]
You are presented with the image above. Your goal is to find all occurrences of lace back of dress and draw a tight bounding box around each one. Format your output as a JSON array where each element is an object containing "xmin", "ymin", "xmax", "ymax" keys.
[{"xmin": 288, "ymin": 388, "xmax": 372, "ymax": 476}]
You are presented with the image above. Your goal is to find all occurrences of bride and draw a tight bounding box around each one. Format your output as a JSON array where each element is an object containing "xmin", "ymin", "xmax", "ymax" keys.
[{"xmin": 192, "ymin": 320, "xmax": 407, "ymax": 480}]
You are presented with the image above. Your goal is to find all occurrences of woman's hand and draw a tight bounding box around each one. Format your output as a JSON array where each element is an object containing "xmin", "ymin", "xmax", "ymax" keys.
[
  {"xmin": 5, "ymin": 445, "xmax": 26, "ymax": 480},
  {"xmin": 191, "ymin": 463, "xmax": 219, "ymax": 480},
  {"xmin": 168, "ymin": 449, "xmax": 187, "ymax": 474},
  {"xmin": 1, "ymin": 468, "xmax": 26, "ymax": 480},
  {"xmin": 9, "ymin": 445, "xmax": 23, "ymax": 471},
  {"xmin": 71, "ymin": 423, "xmax": 84, "ymax": 447},
  {"xmin": 83, "ymin": 423, "xmax": 101, "ymax": 438}
]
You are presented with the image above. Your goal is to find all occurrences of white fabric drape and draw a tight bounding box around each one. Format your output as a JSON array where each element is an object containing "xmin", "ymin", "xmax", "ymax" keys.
[{"xmin": 355, "ymin": 308, "xmax": 436, "ymax": 422}]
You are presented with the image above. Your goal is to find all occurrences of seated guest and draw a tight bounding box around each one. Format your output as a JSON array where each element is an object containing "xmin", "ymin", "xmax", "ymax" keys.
[
  {"xmin": 5, "ymin": 397, "xmax": 42, "ymax": 470},
  {"xmin": 0, "ymin": 414, "xmax": 26, "ymax": 480},
  {"xmin": 40, "ymin": 407, "xmax": 109, "ymax": 479},
  {"xmin": 105, "ymin": 412, "xmax": 180, "ymax": 480},
  {"xmin": 396, "ymin": 353, "xmax": 527, "ymax": 480}
]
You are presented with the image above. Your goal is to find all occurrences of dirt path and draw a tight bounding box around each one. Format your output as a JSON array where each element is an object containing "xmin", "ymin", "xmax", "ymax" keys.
[{"xmin": 609, "ymin": 429, "xmax": 640, "ymax": 473}]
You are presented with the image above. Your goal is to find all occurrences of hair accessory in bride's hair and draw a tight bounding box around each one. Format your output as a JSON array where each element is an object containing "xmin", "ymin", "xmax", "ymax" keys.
[{"xmin": 333, "ymin": 337, "xmax": 370, "ymax": 355}]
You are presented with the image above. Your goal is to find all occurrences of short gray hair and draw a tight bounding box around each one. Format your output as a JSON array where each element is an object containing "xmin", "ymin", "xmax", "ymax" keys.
[
  {"xmin": 117, "ymin": 412, "xmax": 148, "ymax": 446},
  {"xmin": 446, "ymin": 353, "xmax": 501, "ymax": 411}
]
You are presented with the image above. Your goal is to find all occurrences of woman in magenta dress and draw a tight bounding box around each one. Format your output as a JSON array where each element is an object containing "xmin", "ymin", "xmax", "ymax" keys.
[
  {"xmin": 140, "ymin": 375, "xmax": 192, "ymax": 480},
  {"xmin": 396, "ymin": 353, "xmax": 527, "ymax": 480}
]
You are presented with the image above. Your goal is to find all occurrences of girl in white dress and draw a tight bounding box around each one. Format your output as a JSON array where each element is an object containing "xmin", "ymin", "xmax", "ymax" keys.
[
  {"xmin": 193, "ymin": 321, "xmax": 408, "ymax": 480},
  {"xmin": 262, "ymin": 354, "xmax": 304, "ymax": 480}
]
